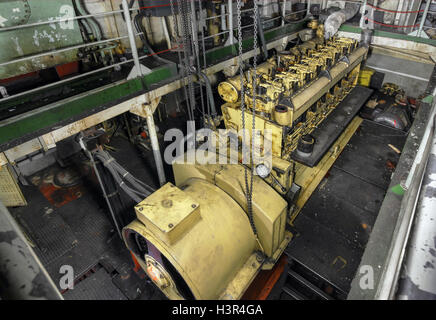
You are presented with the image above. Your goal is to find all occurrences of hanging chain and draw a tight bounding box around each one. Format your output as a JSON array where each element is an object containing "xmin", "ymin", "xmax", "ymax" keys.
[
  {"xmin": 237, "ymin": 0, "xmax": 258, "ymax": 236},
  {"xmin": 170, "ymin": 0, "xmax": 192, "ymax": 120},
  {"xmin": 177, "ymin": 0, "xmax": 196, "ymax": 121}
]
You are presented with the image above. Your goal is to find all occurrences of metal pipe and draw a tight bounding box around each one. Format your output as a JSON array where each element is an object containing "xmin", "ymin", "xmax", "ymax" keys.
[
  {"xmin": 0, "ymin": 34, "xmax": 138, "ymax": 68},
  {"xmin": 0, "ymin": 201, "xmax": 62, "ymax": 300},
  {"xmin": 281, "ymin": 0, "xmax": 287, "ymax": 26},
  {"xmin": 162, "ymin": 17, "xmax": 172, "ymax": 49},
  {"xmin": 418, "ymin": 0, "xmax": 432, "ymax": 37},
  {"xmin": 74, "ymin": 0, "xmax": 103, "ymax": 41},
  {"xmin": 122, "ymin": 0, "xmax": 142, "ymax": 77},
  {"xmin": 228, "ymin": 0, "xmax": 235, "ymax": 44},
  {"xmin": 324, "ymin": 1, "xmax": 361, "ymax": 38},
  {"xmin": 144, "ymin": 104, "xmax": 166, "ymax": 186},
  {"xmin": 0, "ymin": 56, "xmax": 135, "ymax": 103},
  {"xmin": 0, "ymin": 9, "xmax": 125, "ymax": 33},
  {"xmin": 360, "ymin": 0, "xmax": 368, "ymax": 29},
  {"xmin": 205, "ymin": 14, "xmax": 227, "ymax": 21}
]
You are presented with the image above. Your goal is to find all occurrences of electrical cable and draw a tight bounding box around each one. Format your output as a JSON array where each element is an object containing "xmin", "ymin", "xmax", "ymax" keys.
[{"xmin": 134, "ymin": 12, "xmax": 176, "ymax": 66}]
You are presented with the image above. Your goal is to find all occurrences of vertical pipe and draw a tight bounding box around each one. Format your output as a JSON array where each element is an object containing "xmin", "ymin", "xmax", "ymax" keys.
[
  {"xmin": 145, "ymin": 104, "xmax": 166, "ymax": 186},
  {"xmin": 394, "ymin": 0, "xmax": 405, "ymax": 27},
  {"xmin": 228, "ymin": 0, "xmax": 234, "ymax": 44},
  {"xmin": 307, "ymin": 0, "xmax": 311, "ymax": 16},
  {"xmin": 360, "ymin": 0, "xmax": 368, "ymax": 29},
  {"xmin": 122, "ymin": 0, "xmax": 142, "ymax": 77},
  {"xmin": 282, "ymin": 0, "xmax": 287, "ymax": 26},
  {"xmin": 162, "ymin": 17, "xmax": 172, "ymax": 49},
  {"xmin": 221, "ymin": 4, "xmax": 227, "ymax": 31},
  {"xmin": 418, "ymin": 0, "xmax": 431, "ymax": 37}
]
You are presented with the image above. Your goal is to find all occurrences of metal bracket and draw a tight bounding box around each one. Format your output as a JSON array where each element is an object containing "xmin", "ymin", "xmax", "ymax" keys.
[
  {"xmin": 127, "ymin": 64, "xmax": 152, "ymax": 80},
  {"xmin": 320, "ymin": 69, "xmax": 332, "ymax": 81},
  {"xmin": 339, "ymin": 55, "xmax": 350, "ymax": 66}
]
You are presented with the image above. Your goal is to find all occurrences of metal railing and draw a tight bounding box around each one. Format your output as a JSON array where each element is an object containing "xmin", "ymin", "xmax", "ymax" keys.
[
  {"xmin": 1, "ymin": 0, "xmax": 435, "ymax": 104},
  {"xmin": 0, "ymin": 0, "xmax": 311, "ymax": 104},
  {"xmin": 200, "ymin": 0, "xmax": 310, "ymax": 44},
  {"xmin": 0, "ymin": 1, "xmax": 143, "ymax": 103}
]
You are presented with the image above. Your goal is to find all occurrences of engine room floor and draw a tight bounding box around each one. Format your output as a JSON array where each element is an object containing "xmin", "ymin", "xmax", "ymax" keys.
[
  {"xmin": 285, "ymin": 119, "xmax": 408, "ymax": 298},
  {"xmin": 9, "ymin": 136, "xmax": 167, "ymax": 300}
]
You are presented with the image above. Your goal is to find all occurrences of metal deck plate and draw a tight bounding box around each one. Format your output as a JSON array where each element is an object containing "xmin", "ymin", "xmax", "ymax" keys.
[{"xmin": 287, "ymin": 119, "xmax": 407, "ymax": 293}]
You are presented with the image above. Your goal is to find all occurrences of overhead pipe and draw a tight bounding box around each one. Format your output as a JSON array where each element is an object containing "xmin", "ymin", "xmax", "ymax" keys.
[{"xmin": 324, "ymin": 2, "xmax": 361, "ymax": 39}]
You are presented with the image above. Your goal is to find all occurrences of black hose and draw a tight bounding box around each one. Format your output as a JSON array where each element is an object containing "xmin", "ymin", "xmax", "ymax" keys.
[
  {"xmin": 198, "ymin": 72, "xmax": 217, "ymax": 117},
  {"xmin": 93, "ymin": 150, "xmax": 155, "ymax": 202},
  {"xmin": 276, "ymin": 0, "xmax": 311, "ymax": 24},
  {"xmin": 134, "ymin": 12, "xmax": 176, "ymax": 67},
  {"xmin": 255, "ymin": 9, "xmax": 268, "ymax": 62}
]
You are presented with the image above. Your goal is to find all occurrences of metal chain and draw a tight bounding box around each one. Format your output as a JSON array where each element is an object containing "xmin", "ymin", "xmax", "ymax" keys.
[
  {"xmin": 189, "ymin": 0, "xmax": 206, "ymax": 123},
  {"xmin": 237, "ymin": 0, "xmax": 257, "ymax": 235},
  {"xmin": 170, "ymin": 0, "xmax": 192, "ymax": 120},
  {"xmin": 250, "ymin": 0, "xmax": 259, "ymax": 232},
  {"xmin": 177, "ymin": 0, "xmax": 195, "ymax": 121}
]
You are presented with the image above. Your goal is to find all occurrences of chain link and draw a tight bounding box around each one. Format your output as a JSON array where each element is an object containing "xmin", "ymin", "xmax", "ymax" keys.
[
  {"xmin": 177, "ymin": 0, "xmax": 196, "ymax": 121},
  {"xmin": 237, "ymin": 0, "xmax": 258, "ymax": 236},
  {"xmin": 170, "ymin": 0, "xmax": 192, "ymax": 121}
]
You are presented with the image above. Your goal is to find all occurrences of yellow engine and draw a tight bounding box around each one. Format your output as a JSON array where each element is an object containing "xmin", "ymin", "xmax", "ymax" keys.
[
  {"xmin": 217, "ymin": 35, "xmax": 367, "ymax": 205},
  {"xmin": 123, "ymin": 31, "xmax": 369, "ymax": 300}
]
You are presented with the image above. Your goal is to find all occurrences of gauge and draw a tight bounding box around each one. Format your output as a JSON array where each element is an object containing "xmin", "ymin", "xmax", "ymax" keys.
[{"xmin": 255, "ymin": 164, "xmax": 270, "ymax": 179}]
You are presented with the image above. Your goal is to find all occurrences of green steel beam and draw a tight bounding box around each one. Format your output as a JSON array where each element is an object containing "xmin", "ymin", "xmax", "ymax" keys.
[{"xmin": 0, "ymin": 65, "xmax": 174, "ymax": 150}]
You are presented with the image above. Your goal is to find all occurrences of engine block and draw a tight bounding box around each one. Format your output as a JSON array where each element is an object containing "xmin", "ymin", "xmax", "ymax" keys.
[{"xmin": 218, "ymin": 36, "xmax": 366, "ymax": 161}]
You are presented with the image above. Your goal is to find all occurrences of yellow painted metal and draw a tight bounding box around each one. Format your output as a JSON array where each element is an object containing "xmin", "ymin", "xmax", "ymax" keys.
[
  {"xmin": 172, "ymin": 157, "xmax": 289, "ymax": 261},
  {"xmin": 358, "ymin": 68, "xmax": 375, "ymax": 87},
  {"xmin": 0, "ymin": 165, "xmax": 26, "ymax": 207},
  {"xmin": 124, "ymin": 178, "xmax": 260, "ymax": 300},
  {"xmin": 219, "ymin": 37, "xmax": 366, "ymax": 163},
  {"xmin": 135, "ymin": 183, "xmax": 201, "ymax": 246}
]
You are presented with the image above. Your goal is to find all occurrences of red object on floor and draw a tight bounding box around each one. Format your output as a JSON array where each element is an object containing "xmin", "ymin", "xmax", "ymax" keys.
[
  {"xmin": 55, "ymin": 61, "xmax": 79, "ymax": 78},
  {"xmin": 39, "ymin": 183, "xmax": 83, "ymax": 208},
  {"xmin": 241, "ymin": 254, "xmax": 288, "ymax": 300}
]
